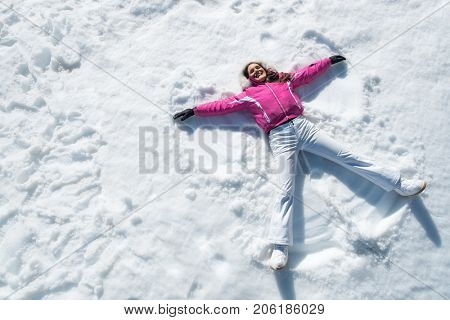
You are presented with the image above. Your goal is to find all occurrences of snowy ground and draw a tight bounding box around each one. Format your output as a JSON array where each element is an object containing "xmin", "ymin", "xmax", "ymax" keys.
[{"xmin": 0, "ymin": 0, "xmax": 449, "ymax": 299}]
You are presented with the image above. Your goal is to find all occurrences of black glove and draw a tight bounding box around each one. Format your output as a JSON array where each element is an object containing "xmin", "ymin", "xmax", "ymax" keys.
[
  {"xmin": 330, "ymin": 55, "xmax": 346, "ymax": 65},
  {"xmin": 173, "ymin": 108, "xmax": 195, "ymax": 121}
]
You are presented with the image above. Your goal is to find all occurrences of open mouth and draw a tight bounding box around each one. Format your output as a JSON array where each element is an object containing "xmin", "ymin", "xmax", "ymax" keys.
[{"xmin": 254, "ymin": 70, "xmax": 263, "ymax": 78}]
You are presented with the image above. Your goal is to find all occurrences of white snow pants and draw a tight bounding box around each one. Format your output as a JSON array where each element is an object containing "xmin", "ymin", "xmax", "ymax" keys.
[{"xmin": 267, "ymin": 115, "xmax": 400, "ymax": 246}]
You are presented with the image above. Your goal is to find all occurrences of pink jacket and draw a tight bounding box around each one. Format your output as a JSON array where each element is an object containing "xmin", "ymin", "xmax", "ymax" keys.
[{"xmin": 193, "ymin": 57, "xmax": 331, "ymax": 133}]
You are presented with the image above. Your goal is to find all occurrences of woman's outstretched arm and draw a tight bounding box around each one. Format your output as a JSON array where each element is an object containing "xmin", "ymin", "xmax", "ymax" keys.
[
  {"xmin": 289, "ymin": 55, "xmax": 345, "ymax": 88},
  {"xmin": 173, "ymin": 91, "xmax": 251, "ymax": 121},
  {"xmin": 194, "ymin": 91, "xmax": 251, "ymax": 116}
]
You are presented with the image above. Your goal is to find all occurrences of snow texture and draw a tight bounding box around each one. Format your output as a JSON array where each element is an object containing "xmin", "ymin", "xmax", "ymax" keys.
[{"xmin": 0, "ymin": 0, "xmax": 449, "ymax": 299}]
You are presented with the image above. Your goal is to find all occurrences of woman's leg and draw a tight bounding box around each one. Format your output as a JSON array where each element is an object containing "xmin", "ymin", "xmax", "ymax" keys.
[
  {"xmin": 267, "ymin": 123, "xmax": 299, "ymax": 247},
  {"xmin": 294, "ymin": 117, "xmax": 400, "ymax": 191},
  {"xmin": 267, "ymin": 149, "xmax": 298, "ymax": 246}
]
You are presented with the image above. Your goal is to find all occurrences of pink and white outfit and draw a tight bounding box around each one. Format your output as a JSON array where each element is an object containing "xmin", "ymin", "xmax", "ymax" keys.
[{"xmin": 193, "ymin": 58, "xmax": 401, "ymax": 246}]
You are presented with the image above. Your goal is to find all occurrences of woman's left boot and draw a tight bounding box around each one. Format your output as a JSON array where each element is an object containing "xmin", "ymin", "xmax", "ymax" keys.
[
  {"xmin": 269, "ymin": 244, "xmax": 288, "ymax": 270},
  {"xmin": 394, "ymin": 178, "xmax": 427, "ymax": 197}
]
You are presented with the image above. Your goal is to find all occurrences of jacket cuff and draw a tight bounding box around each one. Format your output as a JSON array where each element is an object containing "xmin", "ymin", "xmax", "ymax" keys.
[{"xmin": 193, "ymin": 106, "xmax": 201, "ymax": 116}]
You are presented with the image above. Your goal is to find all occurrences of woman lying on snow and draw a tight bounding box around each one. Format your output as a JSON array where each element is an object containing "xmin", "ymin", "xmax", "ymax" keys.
[{"xmin": 173, "ymin": 55, "xmax": 427, "ymax": 271}]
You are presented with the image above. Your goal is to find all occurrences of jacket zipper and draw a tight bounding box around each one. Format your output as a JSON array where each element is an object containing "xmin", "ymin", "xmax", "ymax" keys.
[{"xmin": 265, "ymin": 83, "xmax": 288, "ymax": 118}]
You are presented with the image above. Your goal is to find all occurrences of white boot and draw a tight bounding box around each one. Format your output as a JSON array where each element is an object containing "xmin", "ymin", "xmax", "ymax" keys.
[
  {"xmin": 269, "ymin": 244, "xmax": 288, "ymax": 270},
  {"xmin": 394, "ymin": 178, "xmax": 427, "ymax": 197}
]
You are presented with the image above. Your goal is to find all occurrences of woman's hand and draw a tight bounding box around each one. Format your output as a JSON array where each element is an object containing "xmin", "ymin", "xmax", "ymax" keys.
[
  {"xmin": 173, "ymin": 108, "xmax": 195, "ymax": 121},
  {"xmin": 330, "ymin": 55, "xmax": 346, "ymax": 65}
]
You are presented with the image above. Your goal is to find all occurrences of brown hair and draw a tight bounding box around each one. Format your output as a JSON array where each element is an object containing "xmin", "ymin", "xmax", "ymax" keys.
[{"xmin": 242, "ymin": 61, "xmax": 291, "ymax": 83}]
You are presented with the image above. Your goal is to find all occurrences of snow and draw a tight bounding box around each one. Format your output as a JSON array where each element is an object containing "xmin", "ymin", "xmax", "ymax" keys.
[{"xmin": 0, "ymin": 0, "xmax": 449, "ymax": 299}]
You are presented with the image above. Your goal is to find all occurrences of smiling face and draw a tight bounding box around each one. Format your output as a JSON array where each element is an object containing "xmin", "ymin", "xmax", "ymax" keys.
[{"xmin": 247, "ymin": 63, "xmax": 267, "ymax": 82}]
